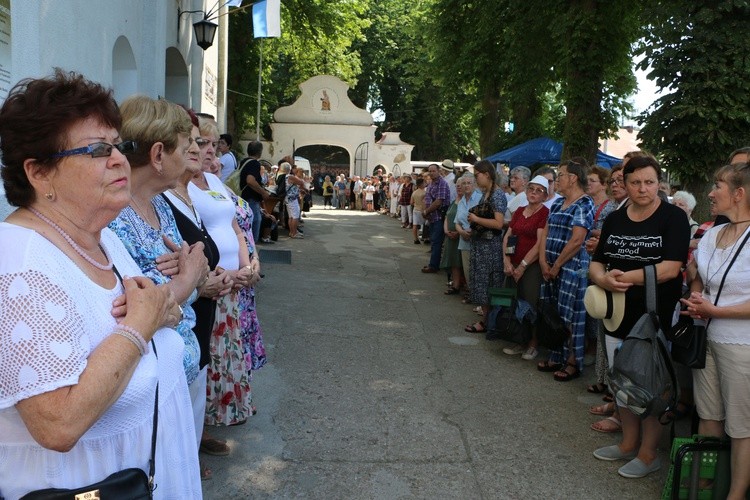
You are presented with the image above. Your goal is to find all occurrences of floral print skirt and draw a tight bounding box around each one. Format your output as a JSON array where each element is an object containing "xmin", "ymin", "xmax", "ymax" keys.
[
  {"xmin": 205, "ymin": 292, "xmax": 251, "ymax": 426},
  {"xmin": 238, "ymin": 286, "xmax": 267, "ymax": 375}
]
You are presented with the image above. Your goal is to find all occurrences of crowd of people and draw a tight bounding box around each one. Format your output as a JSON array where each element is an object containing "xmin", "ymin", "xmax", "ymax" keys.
[
  {"xmin": 2, "ymin": 70, "xmax": 750, "ymax": 499},
  {"xmin": 0, "ymin": 71, "xmax": 270, "ymax": 498},
  {"xmin": 377, "ymin": 152, "xmax": 750, "ymax": 495}
]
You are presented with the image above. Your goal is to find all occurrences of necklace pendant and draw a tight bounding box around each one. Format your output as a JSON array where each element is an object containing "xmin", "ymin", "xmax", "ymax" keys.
[{"xmin": 704, "ymin": 285, "xmax": 710, "ymax": 295}]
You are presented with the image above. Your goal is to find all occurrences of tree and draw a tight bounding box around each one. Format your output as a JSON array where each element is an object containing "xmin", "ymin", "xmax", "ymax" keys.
[
  {"xmin": 226, "ymin": 0, "xmax": 369, "ymax": 140},
  {"xmin": 637, "ymin": 0, "xmax": 750, "ymax": 209},
  {"xmin": 552, "ymin": 0, "xmax": 639, "ymax": 163}
]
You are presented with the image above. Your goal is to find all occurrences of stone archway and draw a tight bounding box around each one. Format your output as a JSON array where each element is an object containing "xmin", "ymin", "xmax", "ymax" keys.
[{"xmin": 266, "ymin": 75, "xmax": 413, "ymax": 176}]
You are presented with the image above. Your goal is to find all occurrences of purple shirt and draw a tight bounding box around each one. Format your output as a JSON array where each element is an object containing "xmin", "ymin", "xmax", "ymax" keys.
[{"xmin": 424, "ymin": 176, "xmax": 450, "ymax": 223}]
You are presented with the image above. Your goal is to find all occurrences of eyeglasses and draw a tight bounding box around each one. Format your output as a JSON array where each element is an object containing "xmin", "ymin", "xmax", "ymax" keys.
[
  {"xmin": 527, "ymin": 186, "xmax": 546, "ymax": 194},
  {"xmin": 49, "ymin": 141, "xmax": 137, "ymax": 159},
  {"xmin": 195, "ymin": 138, "xmax": 218, "ymax": 148},
  {"xmin": 608, "ymin": 178, "xmax": 624, "ymax": 186}
]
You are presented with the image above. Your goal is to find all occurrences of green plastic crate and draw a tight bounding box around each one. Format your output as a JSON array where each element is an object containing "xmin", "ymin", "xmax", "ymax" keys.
[{"xmin": 662, "ymin": 435, "xmax": 730, "ymax": 500}]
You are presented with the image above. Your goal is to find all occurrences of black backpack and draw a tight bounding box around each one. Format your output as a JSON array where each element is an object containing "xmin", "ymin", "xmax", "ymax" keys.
[{"xmin": 609, "ymin": 265, "xmax": 678, "ymax": 421}]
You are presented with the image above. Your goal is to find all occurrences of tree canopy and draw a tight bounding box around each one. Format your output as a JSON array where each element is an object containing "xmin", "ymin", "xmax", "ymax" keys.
[{"xmin": 225, "ymin": 0, "xmax": 746, "ymax": 176}]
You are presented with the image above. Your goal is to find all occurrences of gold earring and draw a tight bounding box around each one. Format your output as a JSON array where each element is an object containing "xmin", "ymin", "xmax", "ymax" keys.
[{"xmin": 45, "ymin": 192, "xmax": 54, "ymax": 201}]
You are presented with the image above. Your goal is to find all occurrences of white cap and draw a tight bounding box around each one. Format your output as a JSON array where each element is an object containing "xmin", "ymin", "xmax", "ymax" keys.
[{"xmin": 528, "ymin": 175, "xmax": 549, "ymax": 191}]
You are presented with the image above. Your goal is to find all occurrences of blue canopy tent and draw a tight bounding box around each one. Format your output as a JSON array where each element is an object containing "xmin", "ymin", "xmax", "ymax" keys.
[{"xmin": 484, "ymin": 137, "xmax": 621, "ymax": 169}]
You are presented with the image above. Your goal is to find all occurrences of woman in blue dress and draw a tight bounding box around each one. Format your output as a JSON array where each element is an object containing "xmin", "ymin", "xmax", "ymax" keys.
[
  {"xmin": 108, "ymin": 96, "xmax": 209, "ymax": 450},
  {"xmin": 465, "ymin": 160, "xmax": 507, "ymax": 333},
  {"xmin": 537, "ymin": 159, "xmax": 594, "ymax": 381}
]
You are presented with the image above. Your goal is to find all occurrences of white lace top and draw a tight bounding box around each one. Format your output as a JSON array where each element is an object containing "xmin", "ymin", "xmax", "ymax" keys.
[
  {"xmin": 0, "ymin": 224, "xmax": 201, "ymax": 499},
  {"xmin": 695, "ymin": 224, "xmax": 750, "ymax": 345}
]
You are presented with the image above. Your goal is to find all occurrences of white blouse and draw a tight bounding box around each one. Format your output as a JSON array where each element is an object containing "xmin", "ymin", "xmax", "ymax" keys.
[
  {"xmin": 695, "ymin": 224, "xmax": 750, "ymax": 345},
  {"xmin": 189, "ymin": 172, "xmax": 240, "ymax": 271},
  {"xmin": 0, "ymin": 224, "xmax": 201, "ymax": 499}
]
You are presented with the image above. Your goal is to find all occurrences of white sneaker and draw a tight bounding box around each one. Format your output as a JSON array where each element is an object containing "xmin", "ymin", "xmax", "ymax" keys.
[
  {"xmin": 521, "ymin": 347, "xmax": 539, "ymax": 360},
  {"xmin": 502, "ymin": 344, "xmax": 525, "ymax": 356}
]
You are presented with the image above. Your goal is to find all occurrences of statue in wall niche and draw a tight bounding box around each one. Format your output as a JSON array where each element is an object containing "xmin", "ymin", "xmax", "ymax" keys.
[{"xmin": 320, "ymin": 90, "xmax": 331, "ymax": 111}]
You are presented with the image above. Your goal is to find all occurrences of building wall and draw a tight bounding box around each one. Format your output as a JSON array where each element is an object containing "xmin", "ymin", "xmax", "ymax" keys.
[{"xmin": 6, "ymin": 0, "xmax": 220, "ymax": 115}]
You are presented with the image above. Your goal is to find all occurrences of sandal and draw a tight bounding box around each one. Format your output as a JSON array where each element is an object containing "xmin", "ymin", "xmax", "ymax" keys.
[
  {"xmin": 590, "ymin": 416, "xmax": 622, "ymax": 434},
  {"xmin": 537, "ymin": 360, "xmax": 563, "ymax": 372},
  {"xmin": 587, "ymin": 383, "xmax": 608, "ymax": 394},
  {"xmin": 464, "ymin": 321, "xmax": 486, "ymax": 333},
  {"xmin": 444, "ymin": 287, "xmax": 460, "ymax": 295},
  {"xmin": 589, "ymin": 402, "xmax": 615, "ymax": 416},
  {"xmin": 200, "ymin": 437, "xmax": 230, "ymax": 456},
  {"xmin": 553, "ymin": 363, "xmax": 581, "ymax": 382},
  {"xmin": 200, "ymin": 460, "xmax": 213, "ymax": 481},
  {"xmin": 602, "ymin": 392, "xmax": 614, "ymax": 403}
]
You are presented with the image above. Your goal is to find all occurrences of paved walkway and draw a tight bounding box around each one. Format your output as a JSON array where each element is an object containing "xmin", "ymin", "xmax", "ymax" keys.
[{"xmin": 201, "ymin": 204, "xmax": 671, "ymax": 499}]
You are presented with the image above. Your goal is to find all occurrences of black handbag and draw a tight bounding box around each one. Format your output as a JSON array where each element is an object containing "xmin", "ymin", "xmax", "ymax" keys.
[
  {"xmin": 535, "ymin": 296, "xmax": 569, "ymax": 349},
  {"xmin": 670, "ymin": 228, "xmax": 750, "ymax": 368},
  {"xmin": 22, "ymin": 342, "xmax": 159, "ymax": 500},
  {"xmin": 469, "ymin": 194, "xmax": 500, "ymax": 239},
  {"xmin": 669, "ymin": 315, "xmax": 708, "ymax": 369}
]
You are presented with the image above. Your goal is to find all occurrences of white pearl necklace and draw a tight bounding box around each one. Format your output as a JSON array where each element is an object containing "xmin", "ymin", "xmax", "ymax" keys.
[{"xmin": 29, "ymin": 207, "xmax": 113, "ymax": 271}]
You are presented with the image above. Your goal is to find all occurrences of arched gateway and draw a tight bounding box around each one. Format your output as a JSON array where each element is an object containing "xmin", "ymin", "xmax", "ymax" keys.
[{"xmin": 266, "ymin": 75, "xmax": 413, "ymax": 176}]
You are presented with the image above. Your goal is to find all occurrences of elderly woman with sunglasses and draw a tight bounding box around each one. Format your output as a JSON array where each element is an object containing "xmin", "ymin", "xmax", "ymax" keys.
[
  {"xmin": 501, "ymin": 176, "xmax": 550, "ymax": 359},
  {"xmin": 0, "ymin": 71, "xmax": 202, "ymax": 498}
]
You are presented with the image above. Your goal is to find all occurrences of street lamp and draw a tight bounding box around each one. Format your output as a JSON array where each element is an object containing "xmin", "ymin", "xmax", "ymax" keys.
[
  {"xmin": 179, "ymin": 9, "xmax": 218, "ymax": 51},
  {"xmin": 193, "ymin": 18, "xmax": 218, "ymax": 50}
]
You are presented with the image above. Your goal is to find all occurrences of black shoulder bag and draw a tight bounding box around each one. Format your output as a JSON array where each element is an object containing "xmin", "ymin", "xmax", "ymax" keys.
[
  {"xmin": 670, "ymin": 227, "xmax": 750, "ymax": 369},
  {"xmin": 22, "ymin": 265, "xmax": 159, "ymax": 500}
]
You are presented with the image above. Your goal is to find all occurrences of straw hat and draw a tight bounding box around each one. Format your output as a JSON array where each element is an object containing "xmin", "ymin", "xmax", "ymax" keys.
[{"xmin": 584, "ymin": 285, "xmax": 625, "ymax": 332}]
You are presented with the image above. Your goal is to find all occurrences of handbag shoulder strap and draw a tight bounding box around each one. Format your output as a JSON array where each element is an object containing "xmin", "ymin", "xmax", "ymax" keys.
[
  {"xmin": 643, "ymin": 264, "xmax": 657, "ymax": 314},
  {"xmin": 706, "ymin": 226, "xmax": 750, "ymax": 329},
  {"xmin": 148, "ymin": 341, "xmax": 159, "ymax": 491},
  {"xmin": 111, "ymin": 263, "xmax": 159, "ymax": 491},
  {"xmin": 713, "ymin": 226, "xmax": 750, "ymax": 304}
]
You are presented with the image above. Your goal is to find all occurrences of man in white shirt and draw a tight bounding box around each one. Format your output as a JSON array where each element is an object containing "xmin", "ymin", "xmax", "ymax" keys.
[
  {"xmin": 217, "ymin": 133, "xmax": 238, "ymax": 181},
  {"xmin": 440, "ymin": 159, "xmax": 457, "ymax": 203}
]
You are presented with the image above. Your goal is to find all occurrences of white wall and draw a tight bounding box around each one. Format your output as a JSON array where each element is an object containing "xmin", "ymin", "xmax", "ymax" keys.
[{"xmin": 6, "ymin": 0, "xmax": 220, "ymax": 115}]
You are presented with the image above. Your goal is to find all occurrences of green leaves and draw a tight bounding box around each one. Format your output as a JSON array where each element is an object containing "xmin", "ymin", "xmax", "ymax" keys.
[{"xmin": 638, "ymin": 0, "xmax": 750, "ymax": 185}]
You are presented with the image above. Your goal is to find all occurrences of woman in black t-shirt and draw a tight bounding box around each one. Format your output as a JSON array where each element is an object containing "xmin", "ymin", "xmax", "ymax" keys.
[{"xmin": 589, "ymin": 155, "xmax": 689, "ymax": 479}]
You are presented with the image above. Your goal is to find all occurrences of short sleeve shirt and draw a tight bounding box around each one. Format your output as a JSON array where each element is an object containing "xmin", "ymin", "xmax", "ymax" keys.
[
  {"xmin": 424, "ymin": 177, "xmax": 451, "ymax": 223},
  {"xmin": 239, "ymin": 158, "xmax": 263, "ymax": 202},
  {"xmin": 592, "ymin": 201, "xmax": 690, "ymax": 339}
]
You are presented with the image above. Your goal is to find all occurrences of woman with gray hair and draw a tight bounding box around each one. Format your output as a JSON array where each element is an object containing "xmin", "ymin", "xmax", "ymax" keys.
[
  {"xmin": 454, "ymin": 173, "xmax": 482, "ymax": 298},
  {"xmin": 672, "ymin": 190, "xmax": 700, "ymax": 237},
  {"xmin": 507, "ymin": 166, "xmax": 531, "ymax": 219}
]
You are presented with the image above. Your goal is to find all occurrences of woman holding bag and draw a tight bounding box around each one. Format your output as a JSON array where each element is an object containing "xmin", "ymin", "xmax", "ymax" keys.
[
  {"xmin": 590, "ymin": 154, "xmax": 689, "ymax": 479},
  {"xmin": 683, "ymin": 161, "xmax": 750, "ymax": 498},
  {"xmin": 464, "ymin": 160, "xmax": 506, "ymax": 333},
  {"xmin": 536, "ymin": 159, "xmax": 594, "ymax": 381}
]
